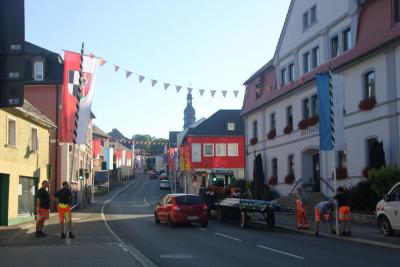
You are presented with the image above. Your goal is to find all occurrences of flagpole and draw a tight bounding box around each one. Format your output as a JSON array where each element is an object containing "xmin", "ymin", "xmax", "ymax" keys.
[{"xmin": 333, "ymin": 149, "xmax": 339, "ymax": 236}]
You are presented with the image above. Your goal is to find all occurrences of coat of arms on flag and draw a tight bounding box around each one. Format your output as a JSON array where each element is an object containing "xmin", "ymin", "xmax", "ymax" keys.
[{"xmin": 67, "ymin": 70, "xmax": 92, "ymax": 98}]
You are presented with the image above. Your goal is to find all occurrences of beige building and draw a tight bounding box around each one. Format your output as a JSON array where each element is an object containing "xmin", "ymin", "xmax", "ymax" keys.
[{"xmin": 0, "ymin": 100, "xmax": 55, "ymax": 226}]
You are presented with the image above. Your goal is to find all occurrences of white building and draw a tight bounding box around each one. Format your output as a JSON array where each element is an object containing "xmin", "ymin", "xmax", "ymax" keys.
[{"xmin": 241, "ymin": 0, "xmax": 400, "ymax": 197}]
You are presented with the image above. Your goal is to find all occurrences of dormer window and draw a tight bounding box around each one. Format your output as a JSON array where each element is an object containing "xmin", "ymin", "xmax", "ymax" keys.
[
  {"xmin": 255, "ymin": 77, "xmax": 263, "ymax": 100},
  {"xmin": 33, "ymin": 58, "xmax": 45, "ymax": 81},
  {"xmin": 227, "ymin": 122, "xmax": 235, "ymax": 131}
]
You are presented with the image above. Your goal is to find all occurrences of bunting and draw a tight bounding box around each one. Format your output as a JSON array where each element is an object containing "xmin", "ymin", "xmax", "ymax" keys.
[
  {"xmin": 139, "ymin": 75, "xmax": 145, "ymax": 83},
  {"xmin": 126, "ymin": 70, "xmax": 133, "ymax": 79},
  {"xmin": 233, "ymin": 90, "xmax": 239, "ymax": 97},
  {"xmin": 199, "ymin": 89, "xmax": 205, "ymax": 96},
  {"xmin": 163, "ymin": 83, "xmax": 170, "ymax": 90},
  {"xmin": 210, "ymin": 90, "xmax": 216, "ymax": 97},
  {"xmin": 151, "ymin": 79, "xmax": 158, "ymax": 87},
  {"xmin": 114, "ymin": 65, "xmax": 120, "ymax": 72},
  {"xmin": 222, "ymin": 90, "xmax": 227, "ymax": 98},
  {"xmin": 176, "ymin": 85, "xmax": 182, "ymax": 93}
]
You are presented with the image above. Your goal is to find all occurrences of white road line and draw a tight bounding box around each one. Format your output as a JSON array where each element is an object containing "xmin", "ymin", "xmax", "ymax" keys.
[
  {"xmin": 198, "ymin": 228, "xmax": 207, "ymax": 232},
  {"xmin": 143, "ymin": 197, "xmax": 150, "ymax": 206},
  {"xmin": 256, "ymin": 245, "xmax": 305, "ymax": 260},
  {"xmin": 215, "ymin": 232, "xmax": 242, "ymax": 242}
]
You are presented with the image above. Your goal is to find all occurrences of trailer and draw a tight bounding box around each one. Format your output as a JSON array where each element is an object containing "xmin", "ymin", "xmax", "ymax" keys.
[{"xmin": 216, "ymin": 198, "xmax": 280, "ymax": 229}]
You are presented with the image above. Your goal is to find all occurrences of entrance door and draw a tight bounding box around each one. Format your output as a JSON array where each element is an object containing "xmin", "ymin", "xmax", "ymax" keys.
[
  {"xmin": 0, "ymin": 174, "xmax": 10, "ymax": 226},
  {"xmin": 312, "ymin": 153, "xmax": 321, "ymax": 192}
]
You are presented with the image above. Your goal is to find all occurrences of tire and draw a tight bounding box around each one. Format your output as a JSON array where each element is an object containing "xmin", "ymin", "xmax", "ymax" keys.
[
  {"xmin": 217, "ymin": 207, "xmax": 224, "ymax": 223},
  {"xmin": 154, "ymin": 213, "xmax": 160, "ymax": 224},
  {"xmin": 168, "ymin": 216, "xmax": 174, "ymax": 228},
  {"xmin": 378, "ymin": 216, "xmax": 393, "ymax": 236},
  {"xmin": 240, "ymin": 211, "xmax": 248, "ymax": 228},
  {"xmin": 201, "ymin": 222, "xmax": 208, "ymax": 228}
]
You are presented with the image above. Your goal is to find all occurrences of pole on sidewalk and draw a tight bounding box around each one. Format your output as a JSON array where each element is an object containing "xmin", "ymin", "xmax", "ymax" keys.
[{"xmin": 332, "ymin": 150, "xmax": 339, "ymax": 236}]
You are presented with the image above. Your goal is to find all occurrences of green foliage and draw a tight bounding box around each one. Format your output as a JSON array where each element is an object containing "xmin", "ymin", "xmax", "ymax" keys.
[
  {"xmin": 262, "ymin": 185, "xmax": 280, "ymax": 201},
  {"xmin": 347, "ymin": 181, "xmax": 379, "ymax": 212},
  {"xmin": 368, "ymin": 166, "xmax": 400, "ymax": 197}
]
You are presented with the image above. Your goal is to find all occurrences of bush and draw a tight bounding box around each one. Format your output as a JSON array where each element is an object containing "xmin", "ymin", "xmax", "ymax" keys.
[
  {"xmin": 348, "ymin": 181, "xmax": 379, "ymax": 212},
  {"xmin": 262, "ymin": 184, "xmax": 280, "ymax": 201},
  {"xmin": 268, "ymin": 176, "xmax": 277, "ymax": 186},
  {"xmin": 368, "ymin": 166, "xmax": 400, "ymax": 197}
]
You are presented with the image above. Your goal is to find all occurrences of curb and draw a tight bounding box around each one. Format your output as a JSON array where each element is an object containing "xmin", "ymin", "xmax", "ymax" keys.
[
  {"xmin": 273, "ymin": 224, "xmax": 400, "ymax": 250},
  {"xmin": 101, "ymin": 178, "xmax": 158, "ymax": 267}
]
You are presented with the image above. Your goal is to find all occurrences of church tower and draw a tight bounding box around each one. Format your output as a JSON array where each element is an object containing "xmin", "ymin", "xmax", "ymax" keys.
[{"xmin": 183, "ymin": 92, "xmax": 196, "ymax": 129}]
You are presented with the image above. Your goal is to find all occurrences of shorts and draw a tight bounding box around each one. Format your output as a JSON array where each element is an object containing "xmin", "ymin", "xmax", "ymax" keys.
[
  {"xmin": 339, "ymin": 206, "xmax": 351, "ymax": 221},
  {"xmin": 37, "ymin": 208, "xmax": 49, "ymax": 222},
  {"xmin": 58, "ymin": 204, "xmax": 72, "ymax": 223},
  {"xmin": 315, "ymin": 208, "xmax": 330, "ymax": 223}
]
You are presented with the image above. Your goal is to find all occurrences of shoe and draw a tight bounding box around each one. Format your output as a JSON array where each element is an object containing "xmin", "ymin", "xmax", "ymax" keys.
[
  {"xmin": 39, "ymin": 231, "xmax": 47, "ymax": 237},
  {"xmin": 35, "ymin": 231, "xmax": 45, "ymax": 238},
  {"xmin": 68, "ymin": 232, "xmax": 75, "ymax": 239},
  {"xmin": 315, "ymin": 232, "xmax": 320, "ymax": 237},
  {"xmin": 61, "ymin": 232, "xmax": 66, "ymax": 239}
]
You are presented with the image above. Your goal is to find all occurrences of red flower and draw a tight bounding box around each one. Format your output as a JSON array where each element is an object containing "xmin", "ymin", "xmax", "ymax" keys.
[
  {"xmin": 284, "ymin": 173, "xmax": 295, "ymax": 184},
  {"xmin": 359, "ymin": 96, "xmax": 377, "ymax": 111},
  {"xmin": 308, "ymin": 115, "xmax": 319, "ymax": 126},
  {"xmin": 268, "ymin": 176, "xmax": 277, "ymax": 186},
  {"xmin": 267, "ymin": 129, "xmax": 276, "ymax": 140},
  {"xmin": 298, "ymin": 118, "xmax": 309, "ymax": 129},
  {"xmin": 283, "ymin": 125, "xmax": 293, "ymax": 134},
  {"xmin": 250, "ymin": 137, "xmax": 258, "ymax": 146}
]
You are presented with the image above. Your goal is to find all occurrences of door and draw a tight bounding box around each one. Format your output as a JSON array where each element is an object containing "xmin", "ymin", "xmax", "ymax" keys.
[
  {"xmin": 386, "ymin": 185, "xmax": 400, "ymax": 230},
  {"xmin": 312, "ymin": 153, "xmax": 321, "ymax": 192},
  {"xmin": 0, "ymin": 174, "xmax": 10, "ymax": 226},
  {"xmin": 18, "ymin": 176, "xmax": 38, "ymax": 216}
]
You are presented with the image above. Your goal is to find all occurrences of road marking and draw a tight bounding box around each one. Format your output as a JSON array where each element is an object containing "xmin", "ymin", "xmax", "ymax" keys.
[
  {"xmin": 143, "ymin": 197, "xmax": 150, "ymax": 206},
  {"xmin": 160, "ymin": 254, "xmax": 193, "ymax": 259},
  {"xmin": 256, "ymin": 245, "xmax": 305, "ymax": 260},
  {"xmin": 215, "ymin": 232, "xmax": 242, "ymax": 242},
  {"xmin": 198, "ymin": 228, "xmax": 207, "ymax": 232}
]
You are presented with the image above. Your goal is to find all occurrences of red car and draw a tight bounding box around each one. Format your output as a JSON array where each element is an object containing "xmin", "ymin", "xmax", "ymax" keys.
[
  {"xmin": 159, "ymin": 174, "xmax": 168, "ymax": 180},
  {"xmin": 154, "ymin": 194, "xmax": 208, "ymax": 228}
]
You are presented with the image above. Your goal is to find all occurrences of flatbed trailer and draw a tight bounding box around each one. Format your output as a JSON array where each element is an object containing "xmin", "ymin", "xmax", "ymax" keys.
[{"xmin": 216, "ymin": 198, "xmax": 280, "ymax": 229}]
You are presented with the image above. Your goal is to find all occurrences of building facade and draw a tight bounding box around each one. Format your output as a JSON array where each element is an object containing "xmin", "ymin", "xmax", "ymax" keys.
[{"xmin": 241, "ymin": 0, "xmax": 400, "ymax": 197}]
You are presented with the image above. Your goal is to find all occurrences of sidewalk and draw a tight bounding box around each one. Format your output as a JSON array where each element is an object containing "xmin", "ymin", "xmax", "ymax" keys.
[
  {"xmin": 273, "ymin": 212, "xmax": 400, "ymax": 250},
  {"xmin": 0, "ymin": 179, "xmax": 141, "ymax": 267}
]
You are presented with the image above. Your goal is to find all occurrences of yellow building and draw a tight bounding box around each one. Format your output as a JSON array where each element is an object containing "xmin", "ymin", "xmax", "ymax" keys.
[{"xmin": 0, "ymin": 100, "xmax": 55, "ymax": 226}]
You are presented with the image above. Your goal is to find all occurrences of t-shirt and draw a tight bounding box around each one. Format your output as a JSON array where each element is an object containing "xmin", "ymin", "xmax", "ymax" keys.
[
  {"xmin": 335, "ymin": 192, "xmax": 349, "ymax": 207},
  {"xmin": 37, "ymin": 188, "xmax": 50, "ymax": 209},
  {"xmin": 55, "ymin": 188, "xmax": 72, "ymax": 205},
  {"xmin": 315, "ymin": 200, "xmax": 334, "ymax": 214}
]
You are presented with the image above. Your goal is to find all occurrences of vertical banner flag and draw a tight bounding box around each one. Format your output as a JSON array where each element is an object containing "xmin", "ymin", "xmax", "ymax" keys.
[
  {"xmin": 317, "ymin": 73, "xmax": 333, "ymax": 150},
  {"xmin": 332, "ymin": 74, "xmax": 346, "ymax": 151},
  {"xmin": 92, "ymin": 139, "xmax": 101, "ymax": 159},
  {"xmin": 105, "ymin": 147, "xmax": 114, "ymax": 170},
  {"xmin": 60, "ymin": 51, "xmax": 99, "ymax": 143}
]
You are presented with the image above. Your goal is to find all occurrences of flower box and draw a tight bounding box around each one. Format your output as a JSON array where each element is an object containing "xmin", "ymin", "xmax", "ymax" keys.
[
  {"xmin": 283, "ymin": 125, "xmax": 293, "ymax": 135},
  {"xmin": 359, "ymin": 96, "xmax": 376, "ymax": 111},
  {"xmin": 298, "ymin": 118, "xmax": 309, "ymax": 129},
  {"xmin": 267, "ymin": 129, "xmax": 276, "ymax": 140},
  {"xmin": 284, "ymin": 173, "xmax": 295, "ymax": 184},
  {"xmin": 250, "ymin": 137, "xmax": 258, "ymax": 146},
  {"xmin": 308, "ymin": 115, "xmax": 319, "ymax": 126},
  {"xmin": 335, "ymin": 167, "xmax": 348, "ymax": 180},
  {"xmin": 268, "ymin": 176, "xmax": 277, "ymax": 186}
]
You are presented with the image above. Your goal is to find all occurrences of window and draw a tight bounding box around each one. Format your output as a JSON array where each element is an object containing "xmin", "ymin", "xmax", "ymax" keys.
[
  {"xmin": 252, "ymin": 120, "xmax": 258, "ymax": 139},
  {"xmin": 312, "ymin": 47, "xmax": 320, "ymax": 68},
  {"xmin": 311, "ymin": 95, "xmax": 318, "ymax": 117},
  {"xmin": 310, "ymin": 5, "xmax": 317, "ymax": 24},
  {"xmin": 228, "ymin": 143, "xmax": 238, "ymax": 157},
  {"xmin": 281, "ymin": 68, "xmax": 287, "ymax": 85},
  {"xmin": 288, "ymin": 64, "xmax": 294, "ymax": 82},
  {"xmin": 7, "ymin": 118, "xmax": 16, "ymax": 146},
  {"xmin": 366, "ymin": 138, "xmax": 385, "ymax": 169},
  {"xmin": 364, "ymin": 71, "xmax": 375, "ymax": 99},
  {"xmin": 270, "ymin": 113, "xmax": 276, "ymax": 130},
  {"xmin": 331, "ymin": 36, "xmax": 339, "ymax": 58},
  {"xmin": 272, "ymin": 158, "xmax": 278, "ymax": 178},
  {"xmin": 303, "ymin": 12, "xmax": 309, "ymax": 29},
  {"xmin": 302, "ymin": 98, "xmax": 310, "ymax": 119},
  {"xmin": 227, "ymin": 122, "xmax": 235, "ymax": 131},
  {"xmin": 303, "ymin": 52, "xmax": 310, "ymax": 73},
  {"xmin": 337, "ymin": 151, "xmax": 347, "ymax": 168},
  {"xmin": 288, "ymin": 155, "xmax": 295, "ymax": 174},
  {"xmin": 203, "ymin": 144, "xmax": 214, "ymax": 157},
  {"xmin": 286, "ymin": 106, "xmax": 293, "ymax": 127},
  {"xmin": 388, "ymin": 186, "xmax": 400, "ymax": 202},
  {"xmin": 31, "ymin": 128, "xmax": 38, "ymax": 152},
  {"xmin": 216, "ymin": 143, "xmax": 226, "ymax": 157},
  {"xmin": 395, "ymin": 0, "xmax": 400, "ymax": 22},
  {"xmin": 255, "ymin": 77, "xmax": 263, "ymax": 100},
  {"xmin": 33, "ymin": 60, "xmax": 44, "ymax": 81},
  {"xmin": 343, "ymin": 28, "xmax": 352, "ymax": 51}
]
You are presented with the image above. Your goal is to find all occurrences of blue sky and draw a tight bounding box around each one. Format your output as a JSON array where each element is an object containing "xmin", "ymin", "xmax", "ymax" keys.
[{"xmin": 25, "ymin": 0, "xmax": 290, "ymax": 139}]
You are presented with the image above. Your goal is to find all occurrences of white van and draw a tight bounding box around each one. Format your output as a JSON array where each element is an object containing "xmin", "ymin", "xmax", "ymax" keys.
[{"xmin": 376, "ymin": 181, "xmax": 400, "ymax": 236}]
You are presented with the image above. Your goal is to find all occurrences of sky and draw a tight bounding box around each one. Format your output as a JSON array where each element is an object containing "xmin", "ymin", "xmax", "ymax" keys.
[{"xmin": 25, "ymin": 0, "xmax": 291, "ymax": 139}]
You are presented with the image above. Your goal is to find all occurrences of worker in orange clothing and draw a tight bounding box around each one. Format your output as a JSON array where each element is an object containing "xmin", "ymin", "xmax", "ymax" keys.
[
  {"xmin": 296, "ymin": 187, "xmax": 309, "ymax": 229},
  {"xmin": 335, "ymin": 186, "xmax": 351, "ymax": 236},
  {"xmin": 315, "ymin": 199, "xmax": 335, "ymax": 237}
]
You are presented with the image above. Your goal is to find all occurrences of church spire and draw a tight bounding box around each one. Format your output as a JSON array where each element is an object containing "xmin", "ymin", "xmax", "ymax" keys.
[{"xmin": 183, "ymin": 92, "xmax": 196, "ymax": 129}]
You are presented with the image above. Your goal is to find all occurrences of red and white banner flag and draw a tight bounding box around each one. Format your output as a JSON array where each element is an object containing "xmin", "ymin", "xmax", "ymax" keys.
[{"xmin": 60, "ymin": 51, "xmax": 99, "ymax": 143}]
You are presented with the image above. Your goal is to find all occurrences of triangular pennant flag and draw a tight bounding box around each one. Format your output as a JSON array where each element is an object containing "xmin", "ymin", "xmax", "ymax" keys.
[
  {"xmin": 210, "ymin": 90, "xmax": 216, "ymax": 97},
  {"xmin": 199, "ymin": 89, "xmax": 205, "ymax": 96},
  {"xmin": 187, "ymin": 87, "xmax": 193, "ymax": 94},
  {"xmin": 176, "ymin": 85, "xmax": 182, "ymax": 93},
  {"xmin": 126, "ymin": 70, "xmax": 133, "ymax": 79},
  {"xmin": 222, "ymin": 90, "xmax": 227, "ymax": 98},
  {"xmin": 139, "ymin": 75, "xmax": 145, "ymax": 83},
  {"xmin": 163, "ymin": 83, "xmax": 170, "ymax": 90},
  {"xmin": 151, "ymin": 79, "xmax": 157, "ymax": 87},
  {"xmin": 114, "ymin": 65, "xmax": 120, "ymax": 72},
  {"xmin": 99, "ymin": 58, "xmax": 106, "ymax": 66},
  {"xmin": 233, "ymin": 90, "xmax": 239, "ymax": 97}
]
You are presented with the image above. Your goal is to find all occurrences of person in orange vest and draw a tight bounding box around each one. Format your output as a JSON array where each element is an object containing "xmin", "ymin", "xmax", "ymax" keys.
[
  {"xmin": 335, "ymin": 186, "xmax": 351, "ymax": 236},
  {"xmin": 296, "ymin": 187, "xmax": 309, "ymax": 229},
  {"xmin": 315, "ymin": 199, "xmax": 335, "ymax": 237}
]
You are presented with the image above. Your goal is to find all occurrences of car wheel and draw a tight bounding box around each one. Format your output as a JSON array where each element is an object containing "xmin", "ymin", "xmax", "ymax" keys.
[
  {"xmin": 240, "ymin": 211, "xmax": 248, "ymax": 228},
  {"xmin": 378, "ymin": 216, "xmax": 393, "ymax": 236},
  {"xmin": 154, "ymin": 213, "xmax": 160, "ymax": 224},
  {"xmin": 201, "ymin": 222, "xmax": 208, "ymax": 228},
  {"xmin": 217, "ymin": 207, "xmax": 224, "ymax": 223},
  {"xmin": 168, "ymin": 216, "xmax": 174, "ymax": 228}
]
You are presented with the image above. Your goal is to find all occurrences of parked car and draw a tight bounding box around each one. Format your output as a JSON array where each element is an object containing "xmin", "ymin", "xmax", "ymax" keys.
[
  {"xmin": 160, "ymin": 180, "xmax": 171, "ymax": 190},
  {"xmin": 154, "ymin": 194, "xmax": 208, "ymax": 228},
  {"xmin": 159, "ymin": 174, "xmax": 168, "ymax": 181},
  {"xmin": 376, "ymin": 181, "xmax": 400, "ymax": 236},
  {"xmin": 149, "ymin": 170, "xmax": 157, "ymax": 179}
]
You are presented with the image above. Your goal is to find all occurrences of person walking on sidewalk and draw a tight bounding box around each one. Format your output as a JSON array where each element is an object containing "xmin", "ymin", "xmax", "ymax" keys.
[
  {"xmin": 35, "ymin": 180, "xmax": 50, "ymax": 237},
  {"xmin": 335, "ymin": 186, "xmax": 351, "ymax": 236},
  {"xmin": 54, "ymin": 181, "xmax": 75, "ymax": 239},
  {"xmin": 296, "ymin": 187, "xmax": 309, "ymax": 229},
  {"xmin": 314, "ymin": 199, "xmax": 335, "ymax": 237}
]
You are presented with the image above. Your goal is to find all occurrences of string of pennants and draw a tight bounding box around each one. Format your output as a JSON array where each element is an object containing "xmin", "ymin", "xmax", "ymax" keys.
[
  {"xmin": 87, "ymin": 52, "xmax": 242, "ymax": 98},
  {"xmin": 99, "ymin": 138, "xmax": 168, "ymax": 146}
]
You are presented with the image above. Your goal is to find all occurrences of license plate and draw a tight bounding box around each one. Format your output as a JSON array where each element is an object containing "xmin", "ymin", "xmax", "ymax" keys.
[{"xmin": 187, "ymin": 216, "xmax": 199, "ymax": 220}]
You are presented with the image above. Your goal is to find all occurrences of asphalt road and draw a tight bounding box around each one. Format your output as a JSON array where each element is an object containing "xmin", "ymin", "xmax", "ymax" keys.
[{"xmin": 104, "ymin": 176, "xmax": 399, "ymax": 267}]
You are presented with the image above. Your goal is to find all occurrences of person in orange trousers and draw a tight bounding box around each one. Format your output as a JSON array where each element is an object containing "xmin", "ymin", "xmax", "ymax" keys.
[
  {"xmin": 335, "ymin": 186, "xmax": 351, "ymax": 236},
  {"xmin": 296, "ymin": 187, "xmax": 309, "ymax": 229}
]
